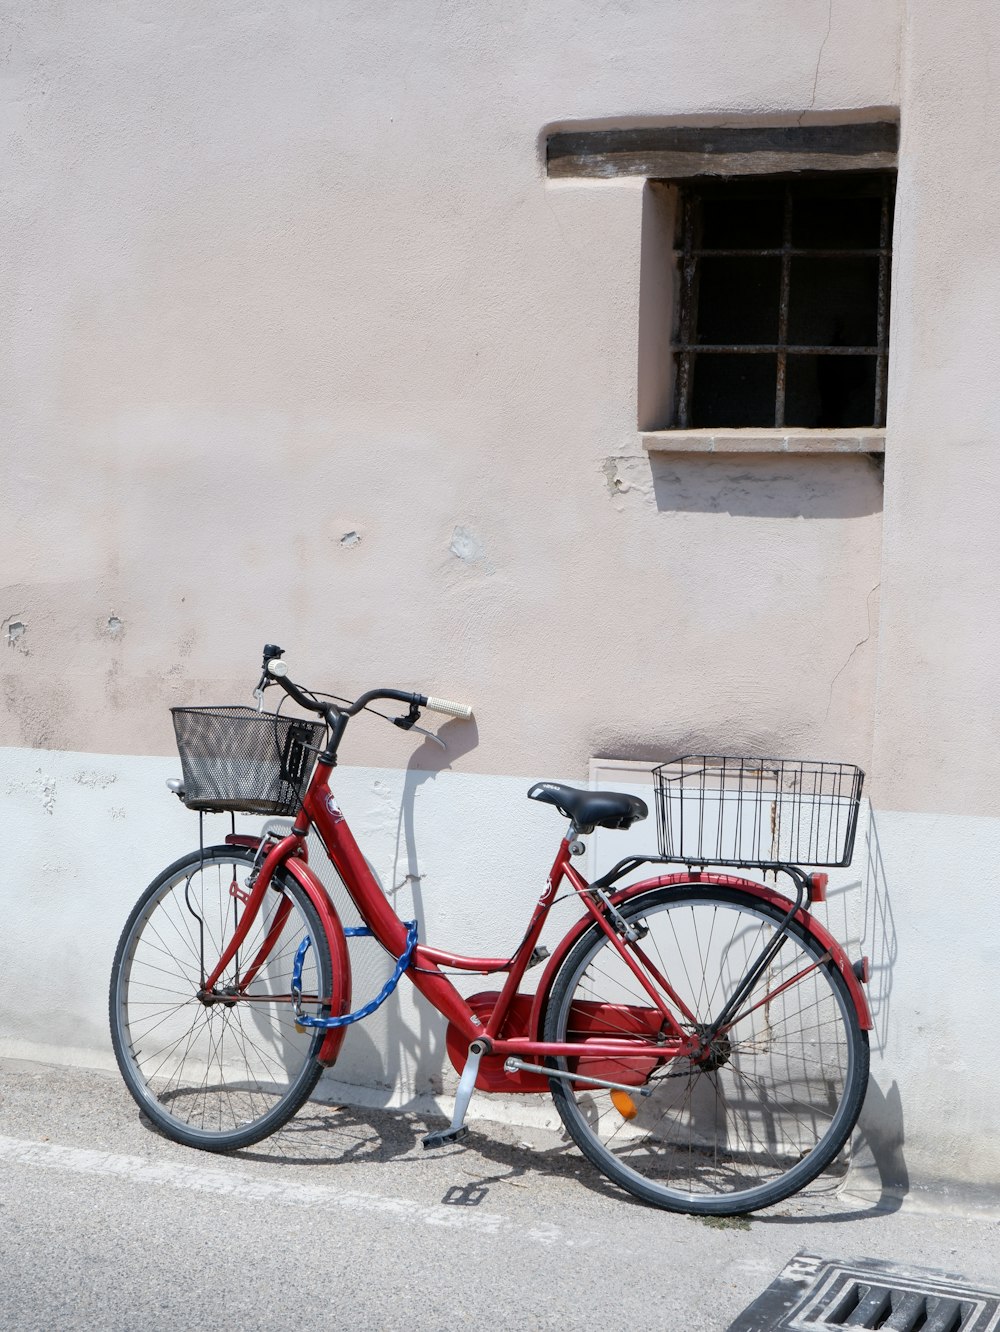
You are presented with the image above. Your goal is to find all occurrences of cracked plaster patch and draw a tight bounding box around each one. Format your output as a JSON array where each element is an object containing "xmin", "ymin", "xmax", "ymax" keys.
[
  {"xmin": 73, "ymin": 770, "xmax": 118, "ymax": 789},
  {"xmin": 602, "ymin": 457, "xmax": 632, "ymax": 495},
  {"xmin": 4, "ymin": 617, "xmax": 27, "ymax": 652},
  {"xmin": 601, "ymin": 456, "xmax": 656, "ymax": 510},
  {"xmin": 449, "ymin": 526, "xmax": 493, "ymax": 573},
  {"xmin": 31, "ymin": 769, "xmax": 56, "ymax": 815}
]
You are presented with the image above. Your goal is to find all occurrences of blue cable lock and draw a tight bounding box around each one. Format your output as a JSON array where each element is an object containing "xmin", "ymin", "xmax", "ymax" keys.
[{"xmin": 290, "ymin": 920, "xmax": 419, "ymax": 1028}]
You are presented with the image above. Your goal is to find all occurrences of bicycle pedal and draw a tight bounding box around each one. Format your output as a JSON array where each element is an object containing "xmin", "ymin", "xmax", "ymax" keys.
[{"xmin": 422, "ymin": 1126, "xmax": 469, "ymax": 1150}]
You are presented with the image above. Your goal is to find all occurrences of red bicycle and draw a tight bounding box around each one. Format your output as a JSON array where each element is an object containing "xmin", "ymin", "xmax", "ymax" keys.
[{"xmin": 109, "ymin": 645, "xmax": 871, "ymax": 1216}]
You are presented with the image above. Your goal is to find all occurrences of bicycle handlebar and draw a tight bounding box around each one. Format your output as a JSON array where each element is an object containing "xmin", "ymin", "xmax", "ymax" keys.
[{"xmin": 262, "ymin": 652, "xmax": 474, "ymax": 724}]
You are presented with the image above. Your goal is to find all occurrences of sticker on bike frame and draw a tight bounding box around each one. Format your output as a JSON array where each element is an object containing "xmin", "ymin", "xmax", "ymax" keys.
[{"xmin": 324, "ymin": 793, "xmax": 345, "ymax": 822}]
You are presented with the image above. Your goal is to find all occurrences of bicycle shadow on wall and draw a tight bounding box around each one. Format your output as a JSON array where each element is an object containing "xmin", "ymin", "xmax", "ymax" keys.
[
  {"xmin": 814, "ymin": 805, "xmax": 896, "ymax": 1062},
  {"xmin": 846, "ymin": 810, "xmax": 907, "ymax": 1210},
  {"xmin": 859, "ymin": 811, "xmax": 897, "ymax": 1062},
  {"xmin": 384, "ymin": 717, "xmax": 482, "ymax": 1117},
  {"xmin": 764, "ymin": 807, "xmax": 905, "ymax": 1223},
  {"xmin": 285, "ymin": 717, "xmax": 479, "ymax": 1141}
]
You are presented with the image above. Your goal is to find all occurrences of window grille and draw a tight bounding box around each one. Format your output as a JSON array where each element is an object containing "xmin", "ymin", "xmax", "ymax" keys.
[{"xmin": 672, "ymin": 173, "xmax": 895, "ymax": 430}]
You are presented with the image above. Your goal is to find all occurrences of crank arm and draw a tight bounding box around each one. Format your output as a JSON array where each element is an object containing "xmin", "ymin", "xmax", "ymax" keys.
[{"xmin": 504, "ymin": 1057, "xmax": 652, "ymax": 1097}]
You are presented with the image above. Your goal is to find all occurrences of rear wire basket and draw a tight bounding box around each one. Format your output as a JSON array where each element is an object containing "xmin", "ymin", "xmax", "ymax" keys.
[
  {"xmin": 652, "ymin": 756, "xmax": 864, "ymax": 869},
  {"xmin": 171, "ymin": 706, "xmax": 326, "ymax": 816}
]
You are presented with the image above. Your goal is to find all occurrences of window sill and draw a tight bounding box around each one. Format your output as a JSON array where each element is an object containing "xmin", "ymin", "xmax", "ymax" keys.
[{"xmin": 641, "ymin": 428, "xmax": 885, "ymax": 456}]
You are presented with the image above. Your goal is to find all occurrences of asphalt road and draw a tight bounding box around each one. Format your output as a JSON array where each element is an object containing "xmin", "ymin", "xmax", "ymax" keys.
[{"xmin": 1, "ymin": 1058, "xmax": 997, "ymax": 1330}]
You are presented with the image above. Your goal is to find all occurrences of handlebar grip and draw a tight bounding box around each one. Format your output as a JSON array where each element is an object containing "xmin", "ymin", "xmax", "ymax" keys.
[{"xmin": 425, "ymin": 695, "xmax": 474, "ymax": 720}]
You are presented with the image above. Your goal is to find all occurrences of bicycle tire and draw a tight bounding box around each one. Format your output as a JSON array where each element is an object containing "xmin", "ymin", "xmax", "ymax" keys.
[
  {"xmin": 110, "ymin": 845, "xmax": 334, "ymax": 1151},
  {"xmin": 543, "ymin": 884, "xmax": 869, "ymax": 1215}
]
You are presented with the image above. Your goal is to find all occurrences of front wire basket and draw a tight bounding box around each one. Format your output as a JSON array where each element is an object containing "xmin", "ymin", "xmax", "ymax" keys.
[
  {"xmin": 171, "ymin": 706, "xmax": 326, "ymax": 816},
  {"xmin": 652, "ymin": 756, "xmax": 864, "ymax": 869}
]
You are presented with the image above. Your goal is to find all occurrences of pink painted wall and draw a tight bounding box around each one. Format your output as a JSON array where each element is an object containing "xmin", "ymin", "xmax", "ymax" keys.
[{"xmin": 1, "ymin": 0, "xmax": 896, "ymax": 780}]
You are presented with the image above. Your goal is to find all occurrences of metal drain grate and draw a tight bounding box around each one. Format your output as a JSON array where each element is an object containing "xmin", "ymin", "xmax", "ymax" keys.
[{"xmin": 728, "ymin": 1252, "xmax": 1000, "ymax": 1332}]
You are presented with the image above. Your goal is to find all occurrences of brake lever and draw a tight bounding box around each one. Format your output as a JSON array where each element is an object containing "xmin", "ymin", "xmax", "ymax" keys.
[
  {"xmin": 408, "ymin": 724, "xmax": 446, "ymax": 750},
  {"xmin": 254, "ymin": 644, "xmax": 284, "ymax": 712},
  {"xmin": 253, "ymin": 674, "xmax": 269, "ymax": 712},
  {"xmin": 392, "ymin": 702, "xmax": 421, "ymax": 731},
  {"xmin": 391, "ymin": 702, "xmax": 447, "ymax": 750}
]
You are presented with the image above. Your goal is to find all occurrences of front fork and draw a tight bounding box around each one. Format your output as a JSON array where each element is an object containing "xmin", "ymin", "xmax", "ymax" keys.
[{"xmin": 198, "ymin": 833, "xmax": 303, "ymax": 998}]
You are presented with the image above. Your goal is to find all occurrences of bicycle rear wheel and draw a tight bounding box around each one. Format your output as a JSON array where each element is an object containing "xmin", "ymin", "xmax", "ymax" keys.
[
  {"xmin": 543, "ymin": 884, "xmax": 869, "ymax": 1215},
  {"xmin": 110, "ymin": 846, "xmax": 334, "ymax": 1151}
]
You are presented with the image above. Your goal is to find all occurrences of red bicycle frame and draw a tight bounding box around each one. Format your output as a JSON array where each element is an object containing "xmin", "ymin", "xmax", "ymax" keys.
[{"xmin": 209, "ymin": 752, "xmax": 871, "ymax": 1085}]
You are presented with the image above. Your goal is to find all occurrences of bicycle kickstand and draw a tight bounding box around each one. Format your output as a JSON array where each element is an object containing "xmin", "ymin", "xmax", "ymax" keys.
[{"xmin": 422, "ymin": 1039, "xmax": 488, "ymax": 1149}]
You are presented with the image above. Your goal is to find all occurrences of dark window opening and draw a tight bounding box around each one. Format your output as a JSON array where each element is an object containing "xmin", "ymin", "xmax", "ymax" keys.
[{"xmin": 672, "ymin": 173, "xmax": 895, "ymax": 430}]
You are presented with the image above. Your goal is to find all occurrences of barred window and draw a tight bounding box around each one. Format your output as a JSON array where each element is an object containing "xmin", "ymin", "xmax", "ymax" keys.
[{"xmin": 672, "ymin": 173, "xmax": 895, "ymax": 430}]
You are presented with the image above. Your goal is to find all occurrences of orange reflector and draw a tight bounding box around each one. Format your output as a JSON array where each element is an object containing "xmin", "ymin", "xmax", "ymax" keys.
[{"xmin": 610, "ymin": 1089, "xmax": 638, "ymax": 1120}]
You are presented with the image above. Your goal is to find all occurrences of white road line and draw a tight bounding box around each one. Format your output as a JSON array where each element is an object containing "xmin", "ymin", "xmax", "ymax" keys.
[{"xmin": 0, "ymin": 1134, "xmax": 579, "ymax": 1246}]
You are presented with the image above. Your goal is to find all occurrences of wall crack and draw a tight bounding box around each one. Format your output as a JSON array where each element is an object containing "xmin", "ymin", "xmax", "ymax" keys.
[{"xmin": 826, "ymin": 581, "xmax": 879, "ymax": 720}]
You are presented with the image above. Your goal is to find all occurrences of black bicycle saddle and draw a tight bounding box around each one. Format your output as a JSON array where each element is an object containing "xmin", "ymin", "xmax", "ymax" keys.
[{"xmin": 527, "ymin": 782, "xmax": 648, "ymax": 831}]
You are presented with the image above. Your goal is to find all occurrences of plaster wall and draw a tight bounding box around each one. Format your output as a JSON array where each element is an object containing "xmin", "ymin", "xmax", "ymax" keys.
[
  {"xmin": 874, "ymin": 0, "xmax": 1000, "ymax": 816},
  {"xmin": 10, "ymin": 0, "xmax": 996, "ymax": 1208},
  {"xmin": 847, "ymin": 0, "xmax": 1000, "ymax": 1210},
  {"xmin": 2, "ymin": 0, "xmax": 895, "ymax": 776},
  {"xmin": 851, "ymin": 807, "xmax": 1000, "ymax": 1211}
]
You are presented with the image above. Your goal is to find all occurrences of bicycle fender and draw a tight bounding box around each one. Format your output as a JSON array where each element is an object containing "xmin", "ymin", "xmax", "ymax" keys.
[
  {"xmin": 280, "ymin": 858, "xmax": 353, "ymax": 1065},
  {"xmin": 529, "ymin": 871, "xmax": 872, "ymax": 1036}
]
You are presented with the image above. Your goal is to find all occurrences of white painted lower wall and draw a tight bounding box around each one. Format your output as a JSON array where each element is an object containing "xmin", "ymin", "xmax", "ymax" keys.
[
  {"xmin": 3, "ymin": 743, "xmax": 998, "ymax": 1204},
  {"xmin": 851, "ymin": 808, "xmax": 1000, "ymax": 1212}
]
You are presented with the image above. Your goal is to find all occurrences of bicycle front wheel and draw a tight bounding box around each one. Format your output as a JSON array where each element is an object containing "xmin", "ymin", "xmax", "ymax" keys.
[
  {"xmin": 543, "ymin": 885, "xmax": 869, "ymax": 1215},
  {"xmin": 110, "ymin": 846, "xmax": 334, "ymax": 1151}
]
